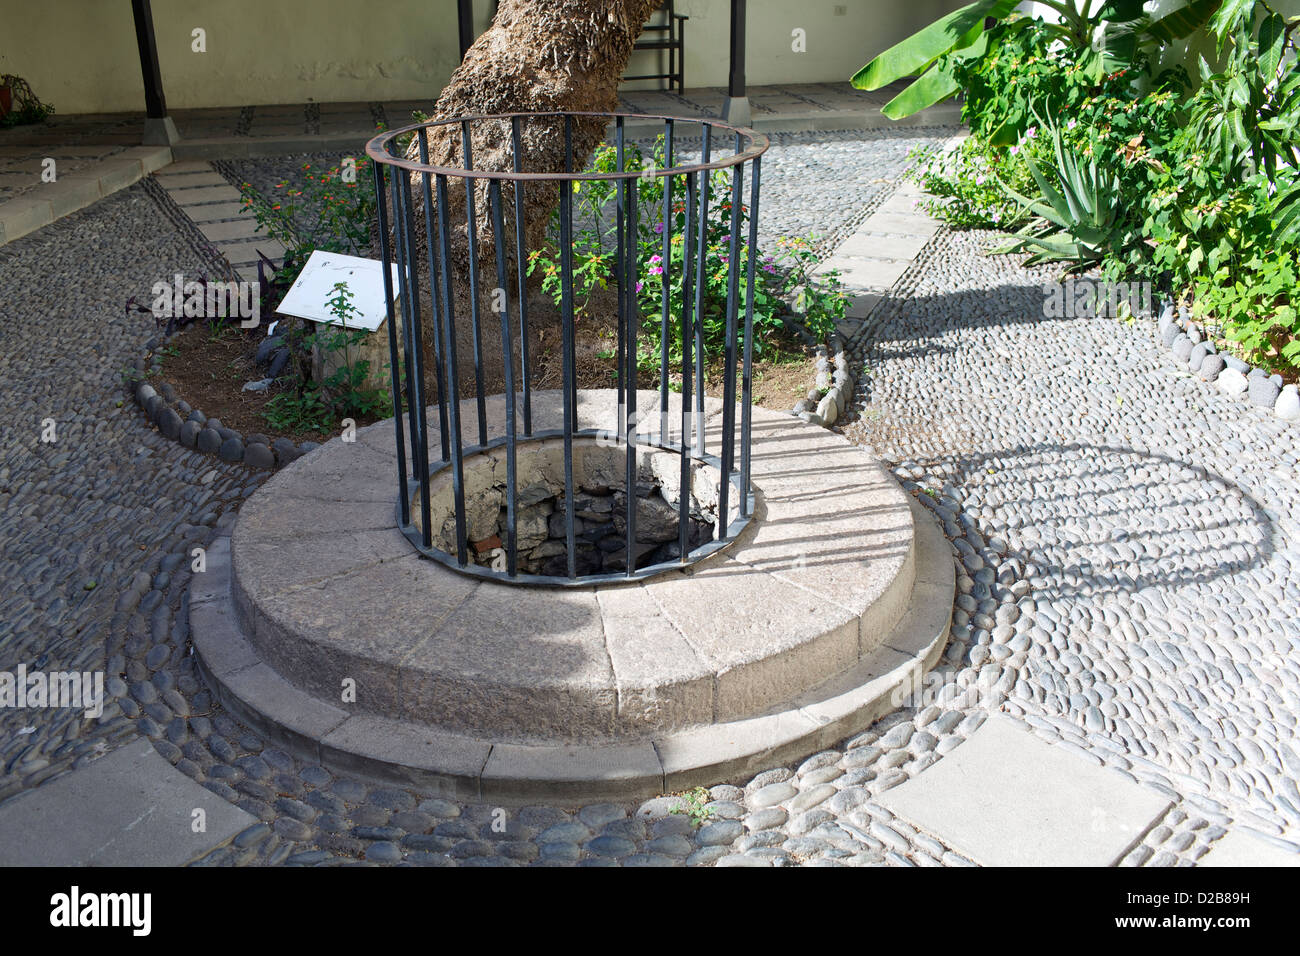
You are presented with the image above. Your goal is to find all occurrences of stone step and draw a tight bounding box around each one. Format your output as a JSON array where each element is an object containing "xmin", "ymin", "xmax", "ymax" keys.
[{"xmin": 191, "ymin": 393, "xmax": 954, "ymax": 804}]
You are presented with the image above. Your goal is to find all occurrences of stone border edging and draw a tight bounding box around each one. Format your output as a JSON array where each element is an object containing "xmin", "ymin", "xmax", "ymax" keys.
[
  {"xmin": 0, "ymin": 146, "xmax": 172, "ymax": 246},
  {"xmin": 792, "ymin": 340, "xmax": 856, "ymax": 427},
  {"xmin": 1156, "ymin": 304, "xmax": 1299, "ymax": 422},
  {"xmin": 125, "ymin": 340, "xmax": 318, "ymax": 470}
]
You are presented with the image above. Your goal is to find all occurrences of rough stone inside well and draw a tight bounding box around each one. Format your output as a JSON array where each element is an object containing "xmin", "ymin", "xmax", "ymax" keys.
[{"xmin": 428, "ymin": 443, "xmax": 719, "ymax": 575}]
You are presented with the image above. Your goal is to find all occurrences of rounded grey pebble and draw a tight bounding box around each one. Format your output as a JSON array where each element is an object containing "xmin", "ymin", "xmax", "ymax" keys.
[
  {"xmin": 244, "ymin": 442, "xmax": 275, "ymax": 469},
  {"xmin": 1248, "ymin": 376, "xmax": 1281, "ymax": 409},
  {"xmin": 218, "ymin": 437, "xmax": 244, "ymax": 462},
  {"xmin": 577, "ymin": 803, "xmax": 627, "ymax": 828},
  {"xmin": 696, "ymin": 819, "xmax": 744, "ymax": 846},
  {"xmin": 179, "ymin": 419, "xmax": 202, "ymax": 447},
  {"xmin": 196, "ymin": 428, "xmax": 222, "ymax": 454},
  {"xmin": 686, "ymin": 845, "xmax": 730, "ymax": 866},
  {"xmin": 365, "ymin": 841, "xmax": 404, "ymax": 862},
  {"xmin": 157, "ymin": 408, "xmax": 182, "ymax": 440}
]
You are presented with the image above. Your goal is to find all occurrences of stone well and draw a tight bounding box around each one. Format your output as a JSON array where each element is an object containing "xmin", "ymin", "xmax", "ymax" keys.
[
  {"xmin": 416, "ymin": 437, "xmax": 722, "ymax": 577},
  {"xmin": 191, "ymin": 390, "xmax": 954, "ymax": 803}
]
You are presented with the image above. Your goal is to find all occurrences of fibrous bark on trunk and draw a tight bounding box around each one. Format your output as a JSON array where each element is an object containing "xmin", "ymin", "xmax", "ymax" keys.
[
  {"xmin": 404, "ymin": 0, "xmax": 661, "ymax": 264},
  {"xmin": 385, "ymin": 0, "xmax": 661, "ymax": 404}
]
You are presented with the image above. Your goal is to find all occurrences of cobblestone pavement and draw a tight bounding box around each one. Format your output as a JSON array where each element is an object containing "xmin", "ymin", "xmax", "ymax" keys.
[
  {"xmin": 0, "ymin": 186, "xmax": 265, "ymax": 797},
  {"xmin": 845, "ymin": 226, "xmax": 1300, "ymax": 861},
  {"xmin": 218, "ymin": 126, "xmax": 957, "ymax": 265},
  {"xmin": 2, "ymin": 129, "xmax": 1296, "ymax": 867}
]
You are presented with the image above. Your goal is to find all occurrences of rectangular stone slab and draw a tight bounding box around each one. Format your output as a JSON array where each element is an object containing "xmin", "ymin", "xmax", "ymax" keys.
[
  {"xmin": 0, "ymin": 739, "xmax": 253, "ymax": 866},
  {"xmin": 879, "ymin": 716, "xmax": 1171, "ymax": 866}
]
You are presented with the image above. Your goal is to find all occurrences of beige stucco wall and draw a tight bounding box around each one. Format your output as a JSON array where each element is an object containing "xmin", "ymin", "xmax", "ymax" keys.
[
  {"xmin": 3, "ymin": 0, "xmax": 963, "ymax": 115},
  {"xmin": 0, "ymin": 0, "xmax": 495, "ymax": 114},
  {"xmin": 625, "ymin": 0, "xmax": 965, "ymax": 90}
]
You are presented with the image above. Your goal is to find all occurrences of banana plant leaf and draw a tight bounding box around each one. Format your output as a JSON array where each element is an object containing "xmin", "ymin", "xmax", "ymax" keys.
[{"xmin": 851, "ymin": 0, "xmax": 1018, "ymax": 92}]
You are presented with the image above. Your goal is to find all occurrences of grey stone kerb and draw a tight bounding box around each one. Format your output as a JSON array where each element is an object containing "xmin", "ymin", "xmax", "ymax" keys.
[{"xmin": 190, "ymin": 389, "xmax": 954, "ymax": 803}]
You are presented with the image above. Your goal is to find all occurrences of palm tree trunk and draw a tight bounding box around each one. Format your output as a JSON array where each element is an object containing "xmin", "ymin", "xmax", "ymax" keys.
[
  {"xmin": 388, "ymin": 0, "xmax": 661, "ymax": 404},
  {"xmin": 406, "ymin": 0, "xmax": 661, "ymax": 257}
]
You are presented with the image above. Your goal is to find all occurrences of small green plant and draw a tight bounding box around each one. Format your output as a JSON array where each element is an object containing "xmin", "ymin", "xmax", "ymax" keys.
[
  {"xmin": 237, "ymin": 152, "xmax": 377, "ymax": 309},
  {"xmin": 907, "ymin": 138, "xmax": 1034, "ymax": 231},
  {"xmin": 670, "ymin": 787, "xmax": 714, "ymax": 828},
  {"xmin": 773, "ymin": 235, "xmax": 847, "ymax": 344},
  {"xmin": 262, "ymin": 281, "xmax": 388, "ymax": 433}
]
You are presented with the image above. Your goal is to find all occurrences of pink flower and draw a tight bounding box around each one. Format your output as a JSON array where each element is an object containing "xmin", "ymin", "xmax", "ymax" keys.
[
  {"xmin": 649, "ymin": 265, "xmax": 664, "ymax": 276},
  {"xmin": 636, "ymin": 280, "xmax": 644, "ymax": 293},
  {"xmin": 654, "ymin": 221, "xmax": 665, "ymax": 234},
  {"xmin": 1010, "ymin": 145, "xmax": 1020, "ymax": 156}
]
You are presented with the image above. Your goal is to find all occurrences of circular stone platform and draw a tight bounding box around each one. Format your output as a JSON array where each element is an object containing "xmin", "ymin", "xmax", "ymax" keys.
[{"xmin": 192, "ymin": 390, "xmax": 954, "ymax": 803}]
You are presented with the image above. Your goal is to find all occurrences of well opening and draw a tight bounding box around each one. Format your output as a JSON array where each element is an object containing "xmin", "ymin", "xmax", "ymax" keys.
[{"xmin": 407, "ymin": 432, "xmax": 748, "ymax": 585}]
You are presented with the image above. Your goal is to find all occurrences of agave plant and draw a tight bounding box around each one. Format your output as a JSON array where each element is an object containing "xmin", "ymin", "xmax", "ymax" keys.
[
  {"xmin": 851, "ymin": 0, "xmax": 1240, "ymax": 121},
  {"xmin": 990, "ymin": 115, "xmax": 1136, "ymax": 271}
]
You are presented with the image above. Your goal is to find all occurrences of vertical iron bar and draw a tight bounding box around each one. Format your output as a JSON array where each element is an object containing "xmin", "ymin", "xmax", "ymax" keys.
[
  {"xmin": 388, "ymin": 161, "xmax": 421, "ymax": 475},
  {"xmin": 373, "ymin": 159, "xmax": 409, "ymax": 527},
  {"xmin": 742, "ymin": 155, "xmax": 761, "ymax": 516},
  {"xmin": 719, "ymin": 133, "xmax": 743, "ymax": 539},
  {"xmin": 728, "ymin": 0, "xmax": 748, "ymax": 100},
  {"xmin": 491, "ymin": 180, "xmax": 518, "ymax": 578},
  {"xmin": 456, "ymin": 0, "xmax": 473, "ymax": 59},
  {"xmin": 510, "ymin": 116, "xmax": 532, "ymax": 436},
  {"xmin": 461, "ymin": 120, "xmax": 488, "ymax": 447},
  {"xmin": 678, "ymin": 170, "xmax": 697, "ymax": 563},
  {"xmin": 615, "ymin": 115, "xmax": 627, "ymax": 441},
  {"xmin": 435, "ymin": 174, "xmax": 468, "ymax": 566},
  {"xmin": 564, "ymin": 116, "xmax": 577, "ymax": 418},
  {"xmin": 692, "ymin": 124, "xmax": 712, "ymax": 457},
  {"xmin": 624, "ymin": 168, "xmax": 639, "ymax": 576},
  {"xmin": 659, "ymin": 119, "xmax": 674, "ymax": 442},
  {"xmin": 398, "ymin": 168, "xmax": 433, "ymax": 550},
  {"xmin": 131, "ymin": 0, "xmax": 167, "ymax": 119},
  {"xmin": 417, "ymin": 129, "xmax": 449, "ymax": 461},
  {"xmin": 558, "ymin": 179, "xmax": 578, "ymax": 579}
]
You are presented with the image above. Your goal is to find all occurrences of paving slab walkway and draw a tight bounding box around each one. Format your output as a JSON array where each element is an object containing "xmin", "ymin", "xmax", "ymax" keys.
[
  {"xmin": 817, "ymin": 131, "xmax": 963, "ymax": 339},
  {"xmin": 0, "ymin": 738, "xmax": 253, "ymax": 865},
  {"xmin": 879, "ymin": 715, "xmax": 1171, "ymax": 866},
  {"xmin": 153, "ymin": 161, "xmax": 285, "ymax": 282}
]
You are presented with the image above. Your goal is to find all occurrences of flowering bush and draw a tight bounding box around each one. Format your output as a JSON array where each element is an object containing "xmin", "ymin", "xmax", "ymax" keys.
[
  {"xmin": 237, "ymin": 154, "xmax": 377, "ymax": 287},
  {"xmin": 528, "ymin": 137, "xmax": 844, "ymax": 373}
]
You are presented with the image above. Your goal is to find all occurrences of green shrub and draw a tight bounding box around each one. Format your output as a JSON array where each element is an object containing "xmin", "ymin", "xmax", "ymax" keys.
[{"xmin": 527, "ymin": 137, "xmax": 844, "ymax": 377}]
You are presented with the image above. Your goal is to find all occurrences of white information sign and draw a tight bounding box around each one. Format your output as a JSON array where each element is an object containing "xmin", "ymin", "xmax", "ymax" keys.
[{"xmin": 275, "ymin": 250, "xmax": 400, "ymax": 332}]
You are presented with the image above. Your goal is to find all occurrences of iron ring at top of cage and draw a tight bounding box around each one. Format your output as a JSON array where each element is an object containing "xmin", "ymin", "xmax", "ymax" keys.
[{"xmin": 364, "ymin": 111, "xmax": 770, "ymax": 181}]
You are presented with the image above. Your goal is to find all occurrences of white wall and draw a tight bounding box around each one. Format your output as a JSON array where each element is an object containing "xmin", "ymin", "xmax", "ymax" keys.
[
  {"xmin": 625, "ymin": 0, "xmax": 966, "ymax": 90},
  {"xmin": 0, "ymin": 0, "xmax": 984, "ymax": 115}
]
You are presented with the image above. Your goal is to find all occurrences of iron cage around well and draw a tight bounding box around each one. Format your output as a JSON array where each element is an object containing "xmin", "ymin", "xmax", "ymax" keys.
[{"xmin": 366, "ymin": 111, "xmax": 768, "ymax": 585}]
